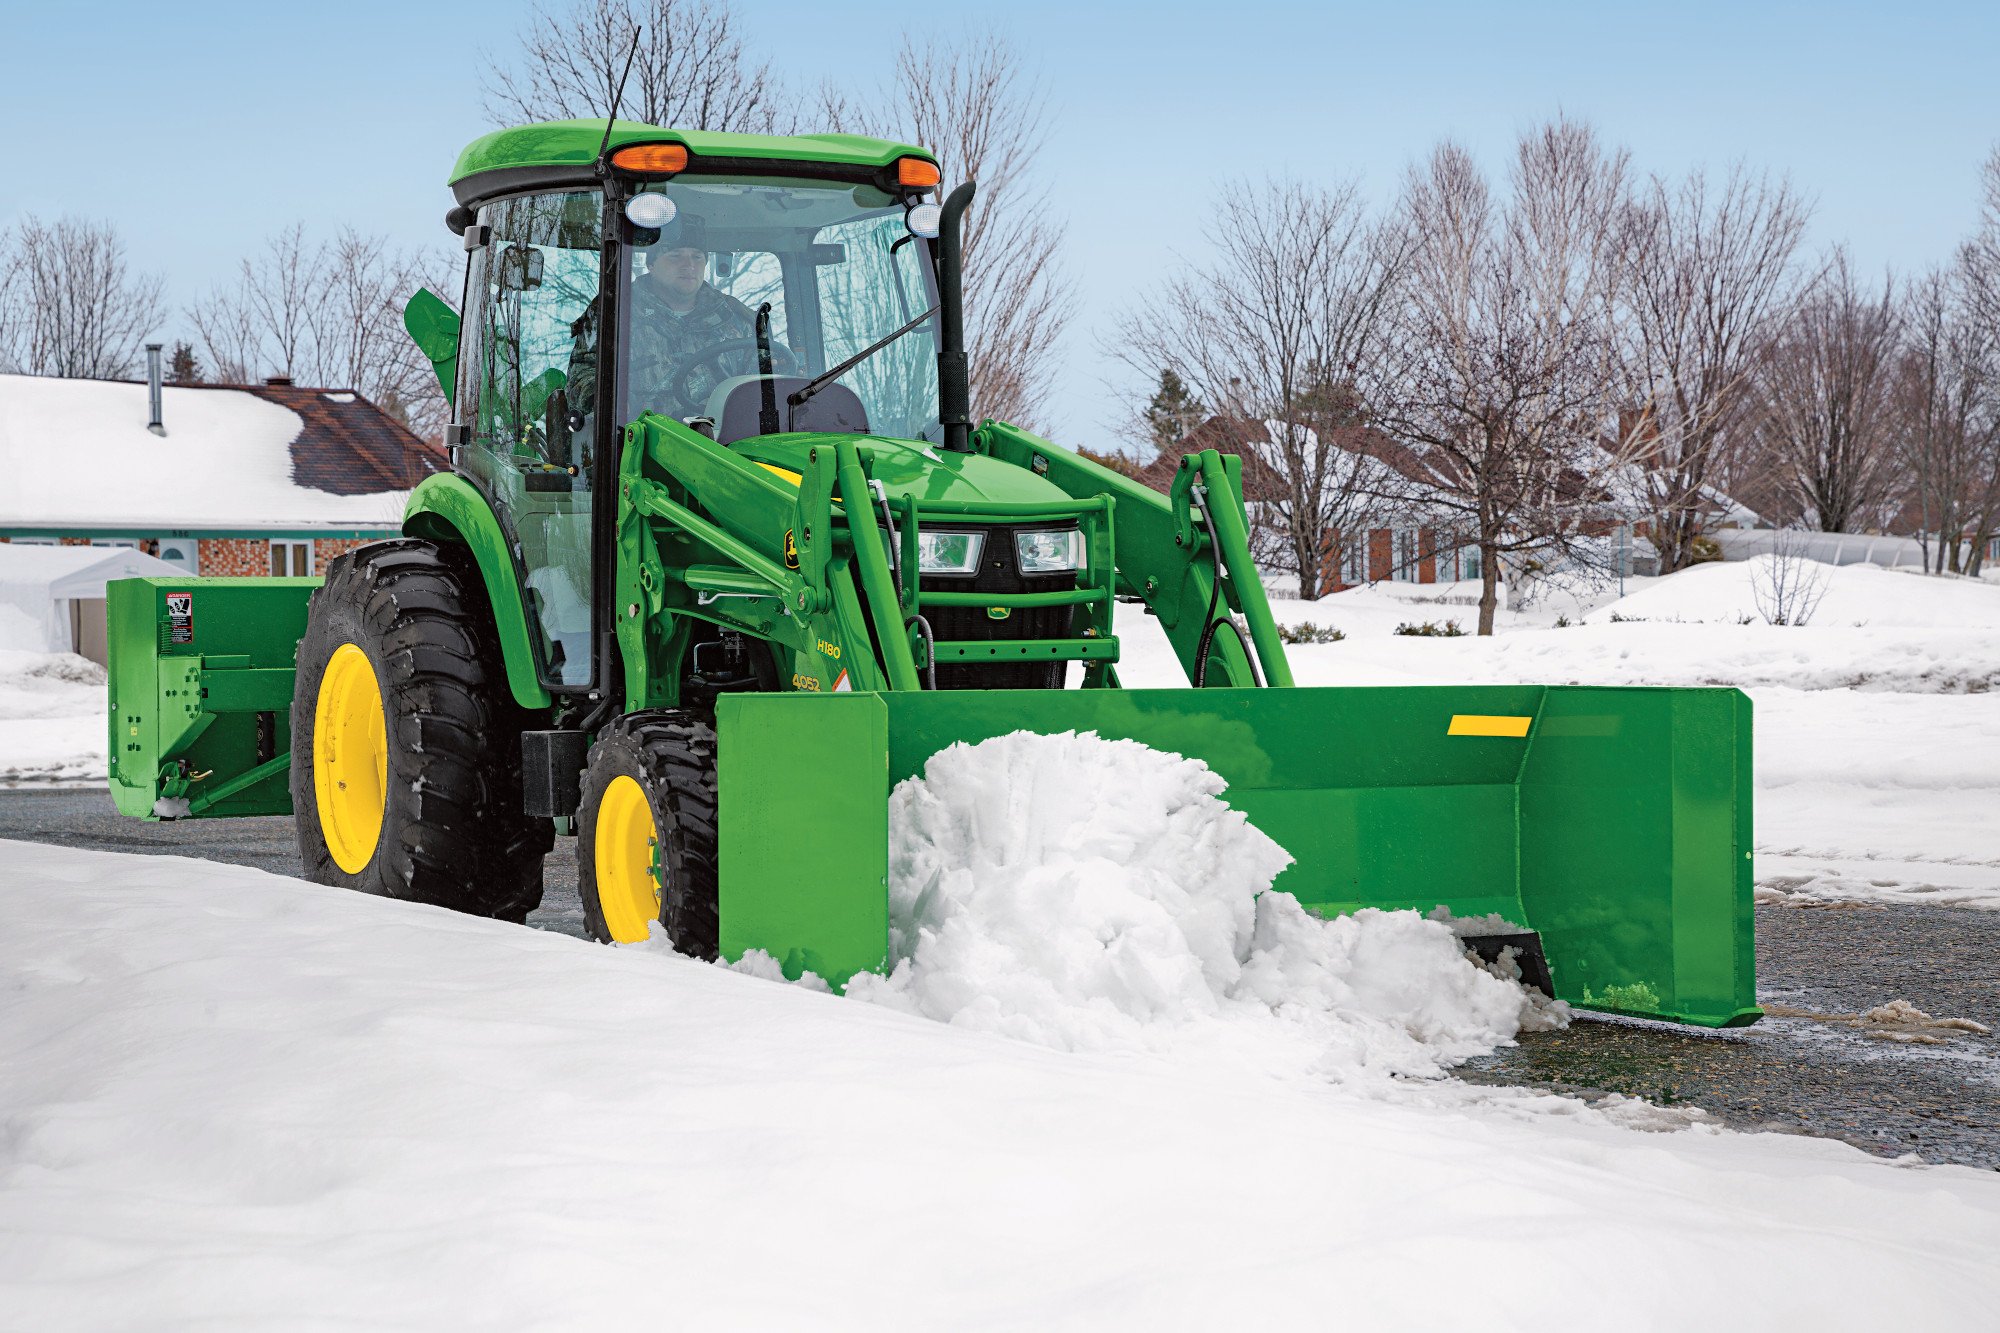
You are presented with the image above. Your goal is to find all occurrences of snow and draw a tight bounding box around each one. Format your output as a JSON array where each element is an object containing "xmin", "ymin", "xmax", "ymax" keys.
[
  {"xmin": 0, "ymin": 374, "xmax": 410, "ymax": 530},
  {"xmin": 5, "ymin": 839, "xmax": 1999, "ymax": 1328},
  {"xmin": 836, "ymin": 729, "xmax": 1550, "ymax": 1077},
  {"xmin": 1583, "ymin": 556, "xmax": 2000, "ymax": 630},
  {"xmin": 0, "ymin": 649, "xmax": 105, "ymax": 784}
]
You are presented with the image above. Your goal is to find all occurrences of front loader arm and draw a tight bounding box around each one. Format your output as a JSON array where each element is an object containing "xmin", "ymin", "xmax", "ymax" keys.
[{"xmin": 976, "ymin": 422, "xmax": 1293, "ymax": 687}]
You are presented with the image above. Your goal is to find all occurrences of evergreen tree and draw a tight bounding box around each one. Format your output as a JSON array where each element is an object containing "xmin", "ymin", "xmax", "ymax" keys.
[
  {"xmin": 1142, "ymin": 368, "xmax": 1205, "ymax": 455},
  {"xmin": 166, "ymin": 340, "xmax": 203, "ymax": 383}
]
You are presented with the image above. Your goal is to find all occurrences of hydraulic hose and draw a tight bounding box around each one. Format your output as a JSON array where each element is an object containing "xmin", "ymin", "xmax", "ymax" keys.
[
  {"xmin": 1191, "ymin": 488, "xmax": 1263, "ymax": 689},
  {"xmin": 913, "ymin": 614, "xmax": 938, "ymax": 690}
]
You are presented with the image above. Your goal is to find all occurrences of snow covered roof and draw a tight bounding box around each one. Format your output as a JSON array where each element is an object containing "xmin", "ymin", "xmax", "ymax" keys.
[
  {"xmin": 0, "ymin": 374, "xmax": 444, "ymax": 533},
  {"xmin": 1136, "ymin": 415, "xmax": 1456, "ymax": 507}
]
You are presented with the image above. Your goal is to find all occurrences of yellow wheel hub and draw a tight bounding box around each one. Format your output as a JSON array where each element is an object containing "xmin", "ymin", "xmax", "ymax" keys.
[
  {"xmin": 594, "ymin": 775, "xmax": 662, "ymax": 943},
  {"xmin": 313, "ymin": 642, "xmax": 389, "ymax": 874}
]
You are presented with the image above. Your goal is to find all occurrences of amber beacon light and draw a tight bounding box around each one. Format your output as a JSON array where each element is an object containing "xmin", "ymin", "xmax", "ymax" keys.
[
  {"xmin": 896, "ymin": 157, "xmax": 941, "ymax": 188},
  {"xmin": 609, "ymin": 142, "xmax": 689, "ymax": 175}
]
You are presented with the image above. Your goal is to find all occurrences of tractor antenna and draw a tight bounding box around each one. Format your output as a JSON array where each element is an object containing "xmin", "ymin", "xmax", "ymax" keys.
[{"xmin": 596, "ymin": 24, "xmax": 644, "ymax": 164}]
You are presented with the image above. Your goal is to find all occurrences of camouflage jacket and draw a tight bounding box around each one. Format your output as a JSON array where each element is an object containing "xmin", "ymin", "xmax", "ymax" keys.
[{"xmin": 567, "ymin": 281, "xmax": 760, "ymax": 420}]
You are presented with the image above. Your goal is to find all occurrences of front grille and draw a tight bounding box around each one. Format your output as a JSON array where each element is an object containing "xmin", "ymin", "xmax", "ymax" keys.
[{"xmin": 919, "ymin": 525, "xmax": 1076, "ymax": 690}]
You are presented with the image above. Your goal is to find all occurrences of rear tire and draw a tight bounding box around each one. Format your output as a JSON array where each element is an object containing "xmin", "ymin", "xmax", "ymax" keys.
[
  {"xmin": 575, "ymin": 710, "xmax": 719, "ymax": 956},
  {"xmin": 291, "ymin": 539, "xmax": 551, "ymax": 920}
]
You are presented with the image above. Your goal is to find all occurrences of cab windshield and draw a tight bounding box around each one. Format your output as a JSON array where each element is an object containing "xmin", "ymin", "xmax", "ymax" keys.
[{"xmin": 617, "ymin": 175, "xmax": 941, "ymax": 441}]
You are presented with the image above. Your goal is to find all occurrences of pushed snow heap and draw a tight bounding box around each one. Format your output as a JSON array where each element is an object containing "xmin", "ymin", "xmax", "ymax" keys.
[{"xmin": 843, "ymin": 729, "xmax": 1556, "ymax": 1079}]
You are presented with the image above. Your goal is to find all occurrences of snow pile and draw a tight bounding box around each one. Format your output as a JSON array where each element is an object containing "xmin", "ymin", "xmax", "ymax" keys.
[
  {"xmin": 844, "ymin": 729, "xmax": 1549, "ymax": 1080},
  {"xmin": 0, "ymin": 648, "xmax": 107, "ymax": 783},
  {"xmin": 1586, "ymin": 557, "xmax": 2000, "ymax": 629}
]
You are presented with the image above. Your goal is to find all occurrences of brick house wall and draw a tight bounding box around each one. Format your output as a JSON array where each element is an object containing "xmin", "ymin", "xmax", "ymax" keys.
[
  {"xmin": 195, "ymin": 536, "xmax": 383, "ymax": 577},
  {"xmin": 316, "ymin": 537, "xmax": 374, "ymax": 567},
  {"xmin": 1367, "ymin": 530, "xmax": 1393, "ymax": 583}
]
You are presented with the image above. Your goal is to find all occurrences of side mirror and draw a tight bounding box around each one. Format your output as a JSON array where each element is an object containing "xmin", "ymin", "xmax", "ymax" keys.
[
  {"xmin": 497, "ymin": 244, "xmax": 545, "ymax": 291},
  {"xmin": 403, "ymin": 288, "xmax": 461, "ymax": 408}
]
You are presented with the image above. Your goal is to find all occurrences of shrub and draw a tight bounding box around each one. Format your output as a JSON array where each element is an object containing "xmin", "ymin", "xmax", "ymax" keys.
[
  {"xmin": 1393, "ymin": 619, "xmax": 1466, "ymax": 637},
  {"xmin": 1688, "ymin": 535, "xmax": 1723, "ymax": 564},
  {"xmin": 1278, "ymin": 621, "xmax": 1346, "ymax": 644}
]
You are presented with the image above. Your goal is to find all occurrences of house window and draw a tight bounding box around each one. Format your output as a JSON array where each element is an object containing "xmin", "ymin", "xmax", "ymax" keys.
[
  {"xmin": 1392, "ymin": 529, "xmax": 1419, "ymax": 582},
  {"xmin": 1342, "ymin": 535, "xmax": 1366, "ymax": 586},
  {"xmin": 1456, "ymin": 545, "xmax": 1482, "ymax": 582},
  {"xmin": 270, "ymin": 540, "xmax": 313, "ymax": 576}
]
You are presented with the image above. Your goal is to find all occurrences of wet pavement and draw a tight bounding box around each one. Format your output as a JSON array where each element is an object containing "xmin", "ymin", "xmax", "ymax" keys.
[
  {"xmin": 5, "ymin": 787, "xmax": 1996, "ymax": 1168},
  {"xmin": 1462, "ymin": 902, "xmax": 1999, "ymax": 1168}
]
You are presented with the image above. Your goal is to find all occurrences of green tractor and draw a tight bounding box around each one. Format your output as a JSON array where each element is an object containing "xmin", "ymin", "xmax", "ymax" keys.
[{"xmin": 106, "ymin": 120, "xmax": 1759, "ymax": 1026}]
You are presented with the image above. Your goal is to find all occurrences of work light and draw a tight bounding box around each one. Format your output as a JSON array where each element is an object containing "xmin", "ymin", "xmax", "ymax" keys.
[
  {"xmin": 1015, "ymin": 529, "xmax": 1085, "ymax": 573},
  {"xmin": 917, "ymin": 530, "xmax": 984, "ymax": 575}
]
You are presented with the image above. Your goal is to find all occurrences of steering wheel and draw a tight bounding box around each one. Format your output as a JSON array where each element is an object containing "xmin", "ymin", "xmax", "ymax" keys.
[{"xmin": 659, "ymin": 338, "xmax": 801, "ymax": 415}]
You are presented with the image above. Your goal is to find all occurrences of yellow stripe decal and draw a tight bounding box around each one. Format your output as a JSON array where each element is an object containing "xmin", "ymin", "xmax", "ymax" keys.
[
  {"xmin": 1448, "ymin": 714, "xmax": 1533, "ymax": 738},
  {"xmin": 757, "ymin": 463, "xmax": 803, "ymax": 485}
]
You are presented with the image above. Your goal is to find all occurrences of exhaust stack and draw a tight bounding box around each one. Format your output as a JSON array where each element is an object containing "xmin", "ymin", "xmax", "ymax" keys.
[{"xmin": 145, "ymin": 343, "xmax": 165, "ymax": 436}]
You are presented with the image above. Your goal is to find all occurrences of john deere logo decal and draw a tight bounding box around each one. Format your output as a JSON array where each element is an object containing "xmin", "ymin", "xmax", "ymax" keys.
[{"xmin": 783, "ymin": 528, "xmax": 799, "ymax": 569}]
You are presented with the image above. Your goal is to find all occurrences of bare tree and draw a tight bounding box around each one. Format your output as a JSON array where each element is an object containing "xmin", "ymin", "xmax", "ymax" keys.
[
  {"xmin": 1749, "ymin": 249, "xmax": 1902, "ymax": 532},
  {"xmin": 1112, "ymin": 178, "xmax": 1409, "ymax": 597},
  {"xmin": 1617, "ymin": 166, "xmax": 1809, "ymax": 572},
  {"xmin": 1896, "ymin": 263, "xmax": 1998, "ymax": 573},
  {"xmin": 1750, "ymin": 530, "xmax": 1829, "ymax": 625},
  {"xmin": 482, "ymin": 0, "xmax": 787, "ymax": 133},
  {"xmin": 189, "ymin": 226, "xmax": 453, "ymax": 440},
  {"xmin": 0, "ymin": 216, "xmax": 165, "ymax": 378},
  {"xmin": 1371, "ymin": 119, "xmax": 1635, "ymax": 634},
  {"xmin": 821, "ymin": 33, "xmax": 1072, "ymax": 429},
  {"xmin": 1964, "ymin": 145, "xmax": 2000, "ymax": 573}
]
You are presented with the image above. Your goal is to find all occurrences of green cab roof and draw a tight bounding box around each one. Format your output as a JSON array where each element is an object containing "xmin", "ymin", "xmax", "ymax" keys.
[{"xmin": 450, "ymin": 119, "xmax": 935, "ymax": 190}]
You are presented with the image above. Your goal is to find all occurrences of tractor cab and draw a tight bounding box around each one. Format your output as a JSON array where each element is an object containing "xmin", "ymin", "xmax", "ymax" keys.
[{"xmin": 434, "ymin": 125, "xmax": 976, "ymax": 692}]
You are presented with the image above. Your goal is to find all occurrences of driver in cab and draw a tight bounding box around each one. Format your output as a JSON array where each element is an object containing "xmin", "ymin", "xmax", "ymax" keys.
[{"xmin": 568, "ymin": 215, "xmax": 769, "ymax": 420}]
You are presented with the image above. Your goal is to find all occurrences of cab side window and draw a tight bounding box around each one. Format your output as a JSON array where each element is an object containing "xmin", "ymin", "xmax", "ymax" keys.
[
  {"xmin": 474, "ymin": 192, "xmax": 603, "ymax": 471},
  {"xmin": 458, "ymin": 190, "xmax": 604, "ymax": 689}
]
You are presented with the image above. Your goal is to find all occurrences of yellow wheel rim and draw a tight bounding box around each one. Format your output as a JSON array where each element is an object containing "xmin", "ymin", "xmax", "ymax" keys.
[
  {"xmin": 313, "ymin": 642, "xmax": 389, "ymax": 875},
  {"xmin": 594, "ymin": 775, "xmax": 661, "ymax": 943}
]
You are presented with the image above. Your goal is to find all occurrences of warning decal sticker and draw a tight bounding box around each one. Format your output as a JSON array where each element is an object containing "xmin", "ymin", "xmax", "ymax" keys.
[{"xmin": 165, "ymin": 591, "xmax": 194, "ymax": 645}]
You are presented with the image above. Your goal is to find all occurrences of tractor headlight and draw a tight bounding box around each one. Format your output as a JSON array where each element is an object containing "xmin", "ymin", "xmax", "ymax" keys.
[
  {"xmin": 1014, "ymin": 528, "xmax": 1086, "ymax": 573},
  {"xmin": 917, "ymin": 530, "xmax": 984, "ymax": 575}
]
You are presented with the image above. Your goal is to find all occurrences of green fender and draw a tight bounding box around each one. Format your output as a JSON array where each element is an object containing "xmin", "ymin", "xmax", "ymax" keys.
[{"xmin": 402, "ymin": 473, "xmax": 553, "ymax": 711}]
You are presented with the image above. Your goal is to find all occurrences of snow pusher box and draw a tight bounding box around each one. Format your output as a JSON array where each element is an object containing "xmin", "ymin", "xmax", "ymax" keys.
[{"xmin": 105, "ymin": 115, "xmax": 1758, "ymax": 1029}]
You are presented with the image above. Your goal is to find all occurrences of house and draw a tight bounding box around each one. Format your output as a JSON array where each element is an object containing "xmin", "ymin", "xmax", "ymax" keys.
[
  {"xmin": 0, "ymin": 370, "xmax": 443, "ymax": 578},
  {"xmin": 1136, "ymin": 415, "xmax": 1480, "ymax": 591}
]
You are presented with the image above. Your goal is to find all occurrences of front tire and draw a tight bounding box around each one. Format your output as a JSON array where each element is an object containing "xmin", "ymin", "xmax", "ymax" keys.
[
  {"xmin": 290, "ymin": 539, "xmax": 551, "ymax": 920},
  {"xmin": 575, "ymin": 710, "xmax": 720, "ymax": 956}
]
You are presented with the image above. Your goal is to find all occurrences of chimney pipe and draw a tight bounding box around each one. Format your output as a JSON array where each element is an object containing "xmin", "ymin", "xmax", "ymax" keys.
[{"xmin": 145, "ymin": 343, "xmax": 165, "ymax": 436}]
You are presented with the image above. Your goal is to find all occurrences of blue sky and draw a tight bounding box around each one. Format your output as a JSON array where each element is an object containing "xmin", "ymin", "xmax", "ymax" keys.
[{"xmin": 2, "ymin": 0, "xmax": 1994, "ymax": 448}]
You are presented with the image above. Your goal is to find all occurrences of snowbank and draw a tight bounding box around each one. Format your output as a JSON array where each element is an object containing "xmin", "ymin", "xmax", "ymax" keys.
[
  {"xmin": 4, "ymin": 839, "xmax": 1999, "ymax": 1329},
  {"xmin": 1589, "ymin": 556, "xmax": 2000, "ymax": 629},
  {"xmin": 0, "ymin": 649, "xmax": 106, "ymax": 783},
  {"xmin": 842, "ymin": 730, "xmax": 1547, "ymax": 1080}
]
